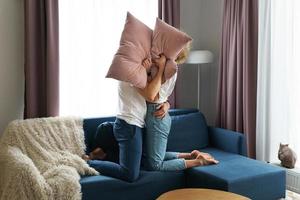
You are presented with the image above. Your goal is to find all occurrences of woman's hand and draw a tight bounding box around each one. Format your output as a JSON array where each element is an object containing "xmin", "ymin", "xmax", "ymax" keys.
[
  {"xmin": 153, "ymin": 54, "xmax": 166, "ymax": 70},
  {"xmin": 154, "ymin": 101, "xmax": 170, "ymax": 119},
  {"xmin": 142, "ymin": 58, "xmax": 152, "ymax": 70}
]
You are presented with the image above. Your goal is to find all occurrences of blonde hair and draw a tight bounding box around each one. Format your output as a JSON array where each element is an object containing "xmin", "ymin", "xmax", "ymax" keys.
[{"xmin": 175, "ymin": 41, "xmax": 191, "ymax": 64}]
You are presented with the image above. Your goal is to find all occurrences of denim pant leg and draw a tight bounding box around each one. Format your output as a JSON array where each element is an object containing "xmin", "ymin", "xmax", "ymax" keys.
[
  {"xmin": 164, "ymin": 152, "xmax": 179, "ymax": 160},
  {"xmin": 88, "ymin": 118, "xmax": 142, "ymax": 182},
  {"xmin": 145, "ymin": 104, "xmax": 185, "ymax": 171}
]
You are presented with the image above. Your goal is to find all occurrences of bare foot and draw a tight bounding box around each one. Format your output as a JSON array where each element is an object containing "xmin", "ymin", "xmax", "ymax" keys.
[
  {"xmin": 191, "ymin": 150, "xmax": 213, "ymax": 160},
  {"xmin": 191, "ymin": 150, "xmax": 201, "ymax": 159},
  {"xmin": 89, "ymin": 148, "xmax": 107, "ymax": 160},
  {"xmin": 197, "ymin": 154, "xmax": 219, "ymax": 165},
  {"xmin": 82, "ymin": 154, "xmax": 90, "ymax": 161}
]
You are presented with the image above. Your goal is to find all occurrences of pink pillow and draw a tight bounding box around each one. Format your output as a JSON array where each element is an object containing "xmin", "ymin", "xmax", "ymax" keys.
[
  {"xmin": 151, "ymin": 18, "xmax": 192, "ymax": 80},
  {"xmin": 106, "ymin": 12, "xmax": 152, "ymax": 88}
]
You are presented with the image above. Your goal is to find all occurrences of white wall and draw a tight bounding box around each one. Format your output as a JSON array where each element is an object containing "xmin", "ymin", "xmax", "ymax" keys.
[
  {"xmin": 0, "ymin": 0, "xmax": 24, "ymax": 135},
  {"xmin": 176, "ymin": 0, "xmax": 223, "ymax": 125}
]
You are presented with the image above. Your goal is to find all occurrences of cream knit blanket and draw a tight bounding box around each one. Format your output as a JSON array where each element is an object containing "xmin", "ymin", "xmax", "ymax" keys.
[{"xmin": 0, "ymin": 117, "xmax": 99, "ymax": 200}]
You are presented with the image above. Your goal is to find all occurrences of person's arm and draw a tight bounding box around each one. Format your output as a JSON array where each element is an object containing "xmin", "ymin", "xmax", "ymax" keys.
[{"xmin": 137, "ymin": 55, "xmax": 166, "ymax": 102}]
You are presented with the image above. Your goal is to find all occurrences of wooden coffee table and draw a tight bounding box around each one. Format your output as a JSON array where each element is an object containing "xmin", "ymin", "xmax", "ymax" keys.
[{"xmin": 157, "ymin": 188, "xmax": 250, "ymax": 200}]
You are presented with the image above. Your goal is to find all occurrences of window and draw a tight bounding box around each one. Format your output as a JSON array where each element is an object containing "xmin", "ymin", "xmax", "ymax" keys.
[
  {"xmin": 59, "ymin": 0, "xmax": 157, "ymax": 117},
  {"xmin": 257, "ymin": 0, "xmax": 300, "ymax": 167}
]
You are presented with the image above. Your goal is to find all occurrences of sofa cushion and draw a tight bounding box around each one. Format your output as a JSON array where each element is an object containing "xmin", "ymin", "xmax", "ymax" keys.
[
  {"xmin": 168, "ymin": 109, "xmax": 198, "ymax": 116},
  {"xmin": 80, "ymin": 170, "xmax": 185, "ymax": 200},
  {"xmin": 185, "ymin": 148, "xmax": 286, "ymax": 200},
  {"xmin": 167, "ymin": 112, "xmax": 209, "ymax": 152}
]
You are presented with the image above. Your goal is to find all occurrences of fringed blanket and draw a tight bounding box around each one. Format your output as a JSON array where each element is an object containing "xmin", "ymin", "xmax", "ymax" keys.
[{"xmin": 0, "ymin": 117, "xmax": 98, "ymax": 200}]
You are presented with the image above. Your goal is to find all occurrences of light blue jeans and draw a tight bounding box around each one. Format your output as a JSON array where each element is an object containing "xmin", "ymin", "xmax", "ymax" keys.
[{"xmin": 144, "ymin": 103, "xmax": 186, "ymax": 171}]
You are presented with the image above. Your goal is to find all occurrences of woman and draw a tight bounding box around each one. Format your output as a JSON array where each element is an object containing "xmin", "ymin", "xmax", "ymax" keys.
[{"xmin": 143, "ymin": 44, "xmax": 219, "ymax": 171}]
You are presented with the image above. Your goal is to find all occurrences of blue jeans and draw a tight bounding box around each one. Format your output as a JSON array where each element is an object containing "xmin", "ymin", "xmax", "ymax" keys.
[
  {"xmin": 143, "ymin": 103, "xmax": 186, "ymax": 171},
  {"xmin": 88, "ymin": 118, "xmax": 142, "ymax": 182}
]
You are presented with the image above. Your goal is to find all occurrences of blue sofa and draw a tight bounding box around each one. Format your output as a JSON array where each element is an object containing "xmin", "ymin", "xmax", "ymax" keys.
[{"xmin": 81, "ymin": 109, "xmax": 286, "ymax": 200}]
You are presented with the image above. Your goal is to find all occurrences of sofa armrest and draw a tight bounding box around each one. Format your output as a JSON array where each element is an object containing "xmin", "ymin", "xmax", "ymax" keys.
[{"xmin": 208, "ymin": 127, "xmax": 247, "ymax": 156}]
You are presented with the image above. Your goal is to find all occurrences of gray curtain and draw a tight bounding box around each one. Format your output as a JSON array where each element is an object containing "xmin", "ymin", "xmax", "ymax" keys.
[
  {"xmin": 24, "ymin": 0, "xmax": 59, "ymax": 119},
  {"xmin": 158, "ymin": 0, "xmax": 180, "ymax": 108},
  {"xmin": 216, "ymin": 0, "xmax": 258, "ymax": 158}
]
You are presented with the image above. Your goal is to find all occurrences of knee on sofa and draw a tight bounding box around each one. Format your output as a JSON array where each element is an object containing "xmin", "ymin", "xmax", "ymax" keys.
[{"xmin": 119, "ymin": 167, "xmax": 140, "ymax": 183}]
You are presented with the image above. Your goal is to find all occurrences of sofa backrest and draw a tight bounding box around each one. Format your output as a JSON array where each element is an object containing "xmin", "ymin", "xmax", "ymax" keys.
[
  {"xmin": 83, "ymin": 109, "xmax": 209, "ymax": 153},
  {"xmin": 83, "ymin": 116, "xmax": 116, "ymax": 153},
  {"xmin": 167, "ymin": 112, "xmax": 209, "ymax": 152}
]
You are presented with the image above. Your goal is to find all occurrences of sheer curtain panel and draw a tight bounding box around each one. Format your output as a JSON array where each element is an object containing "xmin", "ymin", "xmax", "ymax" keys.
[
  {"xmin": 256, "ymin": 0, "xmax": 300, "ymax": 166},
  {"xmin": 59, "ymin": 0, "xmax": 157, "ymax": 117}
]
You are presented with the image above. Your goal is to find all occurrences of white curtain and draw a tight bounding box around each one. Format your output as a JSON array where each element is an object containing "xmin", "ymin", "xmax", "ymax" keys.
[
  {"xmin": 257, "ymin": 0, "xmax": 300, "ymax": 167},
  {"xmin": 59, "ymin": 0, "xmax": 157, "ymax": 117}
]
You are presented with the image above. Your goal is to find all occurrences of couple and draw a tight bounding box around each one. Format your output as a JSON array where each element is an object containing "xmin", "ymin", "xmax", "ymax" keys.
[{"xmin": 83, "ymin": 45, "xmax": 218, "ymax": 182}]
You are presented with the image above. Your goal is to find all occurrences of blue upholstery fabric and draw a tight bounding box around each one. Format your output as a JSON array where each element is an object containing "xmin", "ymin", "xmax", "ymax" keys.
[
  {"xmin": 83, "ymin": 109, "xmax": 197, "ymax": 153},
  {"xmin": 81, "ymin": 109, "xmax": 286, "ymax": 200},
  {"xmin": 168, "ymin": 109, "xmax": 198, "ymax": 116},
  {"xmin": 83, "ymin": 117, "xmax": 115, "ymax": 153},
  {"xmin": 208, "ymin": 127, "xmax": 247, "ymax": 156},
  {"xmin": 80, "ymin": 170, "xmax": 185, "ymax": 200},
  {"xmin": 185, "ymin": 148, "xmax": 286, "ymax": 200},
  {"xmin": 167, "ymin": 112, "xmax": 209, "ymax": 152},
  {"xmin": 92, "ymin": 122, "xmax": 119, "ymax": 163}
]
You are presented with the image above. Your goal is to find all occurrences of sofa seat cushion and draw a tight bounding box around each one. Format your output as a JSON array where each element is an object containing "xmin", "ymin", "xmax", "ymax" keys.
[
  {"xmin": 80, "ymin": 170, "xmax": 185, "ymax": 200},
  {"xmin": 185, "ymin": 148, "xmax": 286, "ymax": 200}
]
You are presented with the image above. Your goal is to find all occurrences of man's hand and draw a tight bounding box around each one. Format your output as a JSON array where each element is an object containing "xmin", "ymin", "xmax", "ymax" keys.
[
  {"xmin": 153, "ymin": 101, "xmax": 170, "ymax": 119},
  {"xmin": 153, "ymin": 54, "xmax": 166, "ymax": 70},
  {"xmin": 142, "ymin": 58, "xmax": 152, "ymax": 70}
]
